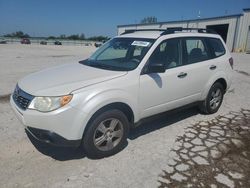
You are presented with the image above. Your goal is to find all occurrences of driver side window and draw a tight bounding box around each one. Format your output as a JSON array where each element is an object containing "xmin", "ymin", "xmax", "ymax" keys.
[{"xmin": 149, "ymin": 38, "xmax": 181, "ymax": 69}]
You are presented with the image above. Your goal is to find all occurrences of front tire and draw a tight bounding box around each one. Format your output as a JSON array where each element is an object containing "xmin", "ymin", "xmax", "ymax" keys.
[
  {"xmin": 199, "ymin": 82, "xmax": 224, "ymax": 114},
  {"xmin": 83, "ymin": 109, "xmax": 129, "ymax": 159}
]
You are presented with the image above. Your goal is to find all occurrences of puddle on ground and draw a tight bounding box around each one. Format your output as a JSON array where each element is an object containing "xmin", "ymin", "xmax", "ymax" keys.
[{"xmin": 158, "ymin": 109, "xmax": 250, "ymax": 188}]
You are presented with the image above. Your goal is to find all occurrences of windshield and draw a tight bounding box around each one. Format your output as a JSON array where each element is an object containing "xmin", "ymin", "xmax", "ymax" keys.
[{"xmin": 81, "ymin": 37, "xmax": 155, "ymax": 71}]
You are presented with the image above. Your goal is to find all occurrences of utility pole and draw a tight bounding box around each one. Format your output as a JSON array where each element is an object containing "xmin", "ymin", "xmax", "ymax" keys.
[
  {"xmin": 197, "ymin": 10, "xmax": 201, "ymax": 28},
  {"xmin": 135, "ymin": 20, "xmax": 137, "ymax": 30}
]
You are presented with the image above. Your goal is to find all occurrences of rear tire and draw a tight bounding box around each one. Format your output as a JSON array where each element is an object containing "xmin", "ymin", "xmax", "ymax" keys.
[
  {"xmin": 199, "ymin": 82, "xmax": 224, "ymax": 114},
  {"xmin": 83, "ymin": 109, "xmax": 129, "ymax": 159}
]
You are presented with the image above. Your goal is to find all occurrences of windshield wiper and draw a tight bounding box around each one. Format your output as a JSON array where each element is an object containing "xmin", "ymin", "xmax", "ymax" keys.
[
  {"xmin": 79, "ymin": 60, "xmax": 128, "ymax": 71},
  {"xmin": 88, "ymin": 63, "xmax": 114, "ymax": 69}
]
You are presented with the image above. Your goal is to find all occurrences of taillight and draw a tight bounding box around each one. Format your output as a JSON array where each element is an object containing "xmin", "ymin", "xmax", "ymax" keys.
[{"xmin": 229, "ymin": 57, "xmax": 234, "ymax": 69}]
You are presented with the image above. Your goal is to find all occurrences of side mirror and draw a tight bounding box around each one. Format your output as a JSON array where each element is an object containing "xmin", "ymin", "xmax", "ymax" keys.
[{"xmin": 147, "ymin": 63, "xmax": 165, "ymax": 73}]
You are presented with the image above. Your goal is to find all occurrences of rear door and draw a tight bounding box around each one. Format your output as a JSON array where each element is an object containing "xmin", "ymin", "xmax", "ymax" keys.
[{"xmin": 180, "ymin": 37, "xmax": 219, "ymax": 99}]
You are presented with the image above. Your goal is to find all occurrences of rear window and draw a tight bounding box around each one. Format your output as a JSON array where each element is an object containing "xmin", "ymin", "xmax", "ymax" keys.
[{"xmin": 207, "ymin": 38, "xmax": 226, "ymax": 57}]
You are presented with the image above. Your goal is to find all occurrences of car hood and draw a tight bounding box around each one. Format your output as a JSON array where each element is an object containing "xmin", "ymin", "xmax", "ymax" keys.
[{"xmin": 18, "ymin": 63, "xmax": 127, "ymax": 96}]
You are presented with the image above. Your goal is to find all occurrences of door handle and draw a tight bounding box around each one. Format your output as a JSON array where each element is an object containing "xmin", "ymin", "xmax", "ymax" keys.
[
  {"xmin": 177, "ymin": 72, "xmax": 187, "ymax": 78},
  {"xmin": 210, "ymin": 65, "xmax": 217, "ymax": 70}
]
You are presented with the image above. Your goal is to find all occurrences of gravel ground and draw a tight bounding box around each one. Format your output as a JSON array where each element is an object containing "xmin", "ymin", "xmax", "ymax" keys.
[{"xmin": 0, "ymin": 44, "xmax": 250, "ymax": 188}]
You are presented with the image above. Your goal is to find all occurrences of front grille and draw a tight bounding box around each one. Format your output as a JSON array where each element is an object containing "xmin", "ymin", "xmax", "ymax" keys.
[{"xmin": 13, "ymin": 85, "xmax": 34, "ymax": 110}]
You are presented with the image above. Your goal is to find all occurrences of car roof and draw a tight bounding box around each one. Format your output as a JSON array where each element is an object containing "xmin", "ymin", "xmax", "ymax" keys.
[
  {"xmin": 117, "ymin": 30, "xmax": 221, "ymax": 40},
  {"xmin": 118, "ymin": 31, "xmax": 164, "ymax": 39}
]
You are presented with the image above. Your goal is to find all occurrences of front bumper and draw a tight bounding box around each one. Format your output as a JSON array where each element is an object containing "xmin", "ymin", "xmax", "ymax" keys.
[
  {"xmin": 26, "ymin": 126, "xmax": 81, "ymax": 147},
  {"xmin": 10, "ymin": 94, "xmax": 88, "ymax": 146}
]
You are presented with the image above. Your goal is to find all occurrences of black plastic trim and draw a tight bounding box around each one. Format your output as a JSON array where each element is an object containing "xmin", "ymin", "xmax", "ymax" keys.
[
  {"xmin": 121, "ymin": 29, "xmax": 166, "ymax": 35},
  {"xmin": 12, "ymin": 85, "xmax": 34, "ymax": 110},
  {"xmin": 26, "ymin": 127, "xmax": 81, "ymax": 147}
]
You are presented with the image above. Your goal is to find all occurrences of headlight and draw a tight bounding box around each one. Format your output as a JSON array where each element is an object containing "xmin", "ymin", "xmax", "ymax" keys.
[{"xmin": 28, "ymin": 95, "xmax": 73, "ymax": 112}]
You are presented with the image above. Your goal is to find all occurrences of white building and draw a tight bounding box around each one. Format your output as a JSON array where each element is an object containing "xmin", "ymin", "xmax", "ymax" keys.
[{"xmin": 117, "ymin": 8, "xmax": 250, "ymax": 52}]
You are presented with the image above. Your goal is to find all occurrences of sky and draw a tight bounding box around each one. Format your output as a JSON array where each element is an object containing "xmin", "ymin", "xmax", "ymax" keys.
[{"xmin": 0, "ymin": 0, "xmax": 250, "ymax": 38}]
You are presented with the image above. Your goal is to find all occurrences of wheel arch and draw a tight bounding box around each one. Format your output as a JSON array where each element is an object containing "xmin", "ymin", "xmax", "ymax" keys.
[
  {"xmin": 76, "ymin": 89, "xmax": 138, "ymax": 139},
  {"xmin": 82, "ymin": 102, "xmax": 135, "ymax": 138},
  {"xmin": 88, "ymin": 102, "xmax": 134, "ymax": 124},
  {"xmin": 201, "ymin": 72, "xmax": 228, "ymax": 100},
  {"xmin": 214, "ymin": 78, "xmax": 227, "ymax": 93}
]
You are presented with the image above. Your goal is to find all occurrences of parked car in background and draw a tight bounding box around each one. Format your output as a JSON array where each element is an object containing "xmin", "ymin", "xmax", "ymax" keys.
[
  {"xmin": 10, "ymin": 28, "xmax": 233, "ymax": 158},
  {"xmin": 0, "ymin": 40, "xmax": 7, "ymax": 44},
  {"xmin": 40, "ymin": 41, "xmax": 47, "ymax": 45},
  {"xmin": 54, "ymin": 41, "xmax": 62, "ymax": 45},
  {"xmin": 84, "ymin": 42, "xmax": 92, "ymax": 46},
  {"xmin": 94, "ymin": 42, "xmax": 103, "ymax": 47},
  {"xmin": 21, "ymin": 38, "xmax": 31, "ymax": 44},
  {"xmin": 102, "ymin": 39, "xmax": 108, "ymax": 43}
]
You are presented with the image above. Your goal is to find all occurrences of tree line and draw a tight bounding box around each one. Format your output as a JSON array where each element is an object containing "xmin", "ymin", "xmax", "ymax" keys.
[
  {"xmin": 48, "ymin": 34, "xmax": 109, "ymax": 41},
  {"xmin": 4, "ymin": 31, "xmax": 30, "ymax": 38},
  {"xmin": 3, "ymin": 17, "xmax": 158, "ymax": 41},
  {"xmin": 4, "ymin": 31, "xmax": 110, "ymax": 41}
]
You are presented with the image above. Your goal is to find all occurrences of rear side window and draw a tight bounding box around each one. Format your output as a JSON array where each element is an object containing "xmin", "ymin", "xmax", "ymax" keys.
[
  {"xmin": 207, "ymin": 38, "xmax": 226, "ymax": 57},
  {"xmin": 184, "ymin": 38, "xmax": 209, "ymax": 64}
]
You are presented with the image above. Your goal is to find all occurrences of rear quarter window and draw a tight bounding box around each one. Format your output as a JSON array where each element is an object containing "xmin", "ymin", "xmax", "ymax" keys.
[{"xmin": 207, "ymin": 38, "xmax": 226, "ymax": 58}]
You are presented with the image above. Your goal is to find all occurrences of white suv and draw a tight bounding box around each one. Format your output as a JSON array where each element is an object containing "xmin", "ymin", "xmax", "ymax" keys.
[{"xmin": 10, "ymin": 28, "xmax": 233, "ymax": 158}]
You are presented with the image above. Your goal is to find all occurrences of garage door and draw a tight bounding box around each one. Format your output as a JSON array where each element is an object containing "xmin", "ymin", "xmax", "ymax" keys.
[{"xmin": 246, "ymin": 26, "xmax": 250, "ymax": 53}]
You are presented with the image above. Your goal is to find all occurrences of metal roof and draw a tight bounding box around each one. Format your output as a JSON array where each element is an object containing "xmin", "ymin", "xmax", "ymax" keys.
[{"xmin": 117, "ymin": 14, "xmax": 243, "ymax": 28}]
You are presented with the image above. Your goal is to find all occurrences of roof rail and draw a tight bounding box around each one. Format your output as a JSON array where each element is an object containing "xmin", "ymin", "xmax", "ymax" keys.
[
  {"xmin": 161, "ymin": 28, "xmax": 217, "ymax": 35},
  {"xmin": 120, "ymin": 28, "xmax": 217, "ymax": 35},
  {"xmin": 121, "ymin": 29, "xmax": 167, "ymax": 35}
]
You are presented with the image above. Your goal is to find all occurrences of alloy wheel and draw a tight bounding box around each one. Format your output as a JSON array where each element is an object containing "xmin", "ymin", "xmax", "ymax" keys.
[
  {"xmin": 93, "ymin": 118, "xmax": 124, "ymax": 151},
  {"xmin": 209, "ymin": 88, "xmax": 222, "ymax": 110}
]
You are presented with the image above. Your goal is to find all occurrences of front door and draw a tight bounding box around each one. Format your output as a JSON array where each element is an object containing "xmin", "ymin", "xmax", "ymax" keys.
[{"xmin": 139, "ymin": 37, "xmax": 213, "ymax": 118}]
